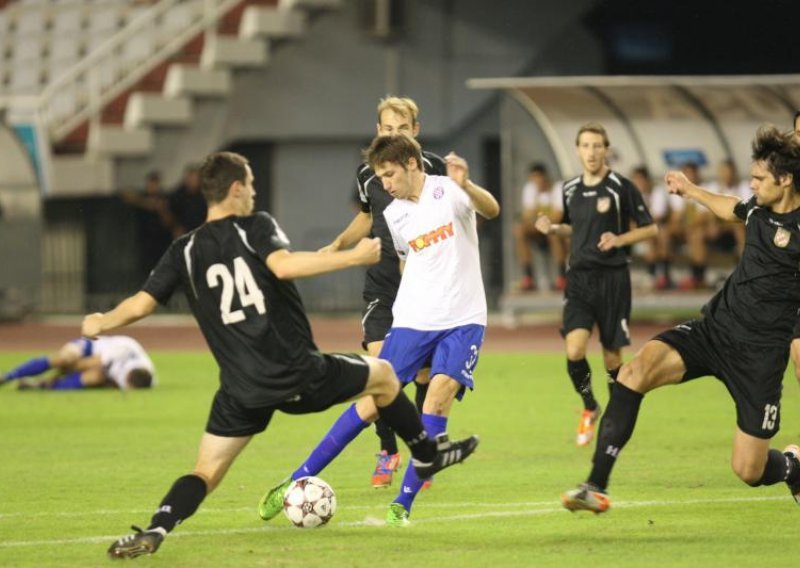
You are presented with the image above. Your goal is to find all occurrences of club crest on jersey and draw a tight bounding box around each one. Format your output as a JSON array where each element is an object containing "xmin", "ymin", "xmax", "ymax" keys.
[
  {"xmin": 597, "ymin": 197, "xmax": 611, "ymax": 213},
  {"xmin": 433, "ymin": 186, "xmax": 445, "ymax": 199},
  {"xmin": 408, "ymin": 222, "xmax": 454, "ymax": 252},
  {"xmin": 774, "ymin": 227, "xmax": 791, "ymax": 248}
]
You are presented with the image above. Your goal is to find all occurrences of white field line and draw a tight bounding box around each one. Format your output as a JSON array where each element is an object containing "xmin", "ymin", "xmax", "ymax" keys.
[{"xmin": 0, "ymin": 495, "xmax": 788, "ymax": 549}]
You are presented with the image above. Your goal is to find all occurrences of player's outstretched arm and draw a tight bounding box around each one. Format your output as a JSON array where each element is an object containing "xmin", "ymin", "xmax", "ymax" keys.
[
  {"xmin": 319, "ymin": 211, "xmax": 373, "ymax": 252},
  {"xmin": 268, "ymin": 237, "xmax": 380, "ymax": 280},
  {"xmin": 82, "ymin": 291, "xmax": 159, "ymax": 338},
  {"xmin": 445, "ymin": 152, "xmax": 500, "ymax": 219},
  {"xmin": 665, "ymin": 170, "xmax": 740, "ymax": 222}
]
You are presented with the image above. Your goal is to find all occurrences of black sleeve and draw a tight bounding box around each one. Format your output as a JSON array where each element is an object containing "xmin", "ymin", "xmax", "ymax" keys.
[
  {"xmin": 356, "ymin": 165, "xmax": 372, "ymax": 214},
  {"xmin": 625, "ymin": 179, "xmax": 654, "ymax": 227},
  {"xmin": 734, "ymin": 195, "xmax": 756, "ymax": 220},
  {"xmin": 248, "ymin": 212, "xmax": 291, "ymax": 260},
  {"xmin": 561, "ymin": 185, "xmax": 571, "ymax": 225},
  {"xmin": 142, "ymin": 242, "xmax": 181, "ymax": 305},
  {"xmin": 424, "ymin": 151, "xmax": 447, "ymax": 176}
]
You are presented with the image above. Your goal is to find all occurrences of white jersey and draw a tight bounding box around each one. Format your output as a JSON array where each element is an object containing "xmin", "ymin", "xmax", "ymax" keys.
[
  {"xmin": 383, "ymin": 175, "xmax": 487, "ymax": 330},
  {"xmin": 94, "ymin": 336, "xmax": 156, "ymax": 389}
]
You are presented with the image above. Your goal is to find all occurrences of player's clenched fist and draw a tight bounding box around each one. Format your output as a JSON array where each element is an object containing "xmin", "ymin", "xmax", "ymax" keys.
[
  {"xmin": 534, "ymin": 213, "xmax": 552, "ymax": 235},
  {"xmin": 352, "ymin": 237, "xmax": 381, "ymax": 265},
  {"xmin": 82, "ymin": 313, "xmax": 103, "ymax": 338},
  {"xmin": 664, "ymin": 170, "xmax": 692, "ymax": 197}
]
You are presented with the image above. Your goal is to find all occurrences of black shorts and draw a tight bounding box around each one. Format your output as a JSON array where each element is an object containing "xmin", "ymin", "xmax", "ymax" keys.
[
  {"xmin": 792, "ymin": 317, "xmax": 800, "ymax": 340},
  {"xmin": 361, "ymin": 297, "xmax": 393, "ymax": 349},
  {"xmin": 205, "ymin": 353, "xmax": 370, "ymax": 437},
  {"xmin": 561, "ymin": 267, "xmax": 631, "ymax": 350},
  {"xmin": 655, "ymin": 319, "xmax": 787, "ymax": 439}
]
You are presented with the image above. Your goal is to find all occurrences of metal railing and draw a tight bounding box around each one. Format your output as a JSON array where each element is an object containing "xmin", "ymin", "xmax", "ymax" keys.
[{"xmin": 4, "ymin": 0, "xmax": 243, "ymax": 140}]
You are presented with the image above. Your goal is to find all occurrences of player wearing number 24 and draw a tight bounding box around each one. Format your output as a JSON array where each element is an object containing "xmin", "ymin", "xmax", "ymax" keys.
[{"xmin": 84, "ymin": 152, "xmax": 479, "ymax": 559}]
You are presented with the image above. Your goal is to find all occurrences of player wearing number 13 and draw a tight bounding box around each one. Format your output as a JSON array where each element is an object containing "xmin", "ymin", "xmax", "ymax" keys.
[
  {"xmin": 562, "ymin": 126, "xmax": 800, "ymax": 514},
  {"xmin": 82, "ymin": 152, "xmax": 479, "ymax": 559}
]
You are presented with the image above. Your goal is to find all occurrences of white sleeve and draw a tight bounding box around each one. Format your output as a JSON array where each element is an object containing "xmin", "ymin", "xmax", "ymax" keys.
[
  {"xmin": 649, "ymin": 185, "xmax": 667, "ymax": 219},
  {"xmin": 383, "ymin": 210, "xmax": 409, "ymax": 261},
  {"xmin": 448, "ymin": 177, "xmax": 474, "ymax": 217},
  {"xmin": 521, "ymin": 181, "xmax": 536, "ymax": 209},
  {"xmin": 551, "ymin": 181, "xmax": 563, "ymax": 212}
]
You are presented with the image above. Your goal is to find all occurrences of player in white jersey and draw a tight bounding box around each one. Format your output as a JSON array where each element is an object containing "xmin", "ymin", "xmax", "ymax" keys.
[
  {"xmin": 262, "ymin": 134, "xmax": 499, "ymax": 528},
  {"xmin": 1, "ymin": 335, "xmax": 155, "ymax": 390}
]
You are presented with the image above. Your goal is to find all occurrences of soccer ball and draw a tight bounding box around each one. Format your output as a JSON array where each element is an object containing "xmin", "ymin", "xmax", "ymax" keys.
[{"xmin": 283, "ymin": 476, "xmax": 337, "ymax": 528}]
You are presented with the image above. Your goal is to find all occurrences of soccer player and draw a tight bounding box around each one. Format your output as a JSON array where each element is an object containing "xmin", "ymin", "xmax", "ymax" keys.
[
  {"xmin": 320, "ymin": 96, "xmax": 446, "ymax": 488},
  {"xmin": 0, "ymin": 335, "xmax": 155, "ymax": 390},
  {"xmin": 259, "ymin": 134, "xmax": 498, "ymax": 527},
  {"xmin": 89, "ymin": 152, "xmax": 478, "ymax": 559},
  {"xmin": 535, "ymin": 123, "xmax": 657, "ymax": 447},
  {"xmin": 561, "ymin": 125, "xmax": 800, "ymax": 514}
]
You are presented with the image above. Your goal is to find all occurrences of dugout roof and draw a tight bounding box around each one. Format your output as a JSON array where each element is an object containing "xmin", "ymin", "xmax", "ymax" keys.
[{"xmin": 468, "ymin": 74, "xmax": 800, "ymax": 179}]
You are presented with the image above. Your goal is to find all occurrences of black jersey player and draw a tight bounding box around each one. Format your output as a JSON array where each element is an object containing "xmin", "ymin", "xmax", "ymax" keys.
[
  {"xmin": 535, "ymin": 123, "xmax": 657, "ymax": 447},
  {"xmin": 562, "ymin": 125, "xmax": 800, "ymax": 514},
  {"xmin": 85, "ymin": 152, "xmax": 479, "ymax": 559}
]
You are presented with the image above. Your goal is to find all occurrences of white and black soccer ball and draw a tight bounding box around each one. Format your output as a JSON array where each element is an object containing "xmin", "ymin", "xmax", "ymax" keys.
[{"xmin": 283, "ymin": 476, "xmax": 337, "ymax": 528}]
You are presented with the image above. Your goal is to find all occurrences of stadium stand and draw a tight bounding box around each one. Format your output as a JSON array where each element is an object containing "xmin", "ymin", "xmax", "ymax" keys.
[{"xmin": 1, "ymin": 0, "xmax": 340, "ymax": 196}]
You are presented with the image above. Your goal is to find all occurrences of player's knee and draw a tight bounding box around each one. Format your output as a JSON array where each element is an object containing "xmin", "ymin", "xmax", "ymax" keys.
[
  {"xmin": 617, "ymin": 356, "xmax": 651, "ymax": 392},
  {"xmin": 566, "ymin": 345, "xmax": 586, "ymax": 361},
  {"xmin": 371, "ymin": 359, "xmax": 400, "ymax": 395},
  {"xmin": 51, "ymin": 354, "xmax": 76, "ymax": 371},
  {"xmin": 732, "ymin": 461, "xmax": 764, "ymax": 486}
]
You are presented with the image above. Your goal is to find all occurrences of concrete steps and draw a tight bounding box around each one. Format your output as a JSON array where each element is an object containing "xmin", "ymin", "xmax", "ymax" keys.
[{"xmin": 49, "ymin": 0, "xmax": 338, "ymax": 196}]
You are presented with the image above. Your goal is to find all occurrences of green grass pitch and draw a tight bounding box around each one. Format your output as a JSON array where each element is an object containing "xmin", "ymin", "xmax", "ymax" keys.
[{"xmin": 1, "ymin": 350, "xmax": 799, "ymax": 567}]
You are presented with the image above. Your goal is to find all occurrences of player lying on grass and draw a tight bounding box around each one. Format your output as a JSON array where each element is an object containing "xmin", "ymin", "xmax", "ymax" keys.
[
  {"xmin": 0, "ymin": 335, "xmax": 155, "ymax": 390},
  {"xmin": 259, "ymin": 134, "xmax": 498, "ymax": 527},
  {"xmin": 562, "ymin": 125, "xmax": 800, "ymax": 514},
  {"xmin": 83, "ymin": 151, "xmax": 479, "ymax": 560}
]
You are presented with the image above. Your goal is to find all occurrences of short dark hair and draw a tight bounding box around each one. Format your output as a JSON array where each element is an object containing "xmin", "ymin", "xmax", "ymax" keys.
[
  {"xmin": 631, "ymin": 165, "xmax": 651, "ymax": 179},
  {"xmin": 528, "ymin": 162, "xmax": 548, "ymax": 175},
  {"xmin": 199, "ymin": 152, "xmax": 249, "ymax": 205},
  {"xmin": 751, "ymin": 125, "xmax": 800, "ymax": 192},
  {"xmin": 364, "ymin": 135, "xmax": 424, "ymax": 172},
  {"xmin": 575, "ymin": 122, "xmax": 610, "ymax": 147},
  {"xmin": 126, "ymin": 369, "xmax": 153, "ymax": 389}
]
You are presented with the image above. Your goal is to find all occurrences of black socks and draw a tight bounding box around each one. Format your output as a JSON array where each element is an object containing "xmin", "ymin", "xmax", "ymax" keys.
[
  {"xmin": 377, "ymin": 390, "xmax": 436, "ymax": 463},
  {"xmin": 567, "ymin": 358, "xmax": 597, "ymax": 411},
  {"xmin": 588, "ymin": 382, "xmax": 644, "ymax": 491},
  {"xmin": 148, "ymin": 474, "xmax": 207, "ymax": 533},
  {"xmin": 749, "ymin": 449, "xmax": 800, "ymax": 487}
]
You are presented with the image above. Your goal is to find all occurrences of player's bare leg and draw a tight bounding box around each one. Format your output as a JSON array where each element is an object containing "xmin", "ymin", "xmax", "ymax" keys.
[
  {"xmin": 109, "ymin": 434, "xmax": 251, "ymax": 559},
  {"xmin": 790, "ymin": 338, "xmax": 800, "ymax": 389},
  {"xmin": 730, "ymin": 428, "xmax": 800, "ymax": 503}
]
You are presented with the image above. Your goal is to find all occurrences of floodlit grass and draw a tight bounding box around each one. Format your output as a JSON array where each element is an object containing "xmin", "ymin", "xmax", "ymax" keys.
[{"xmin": 1, "ymin": 351, "xmax": 798, "ymax": 567}]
